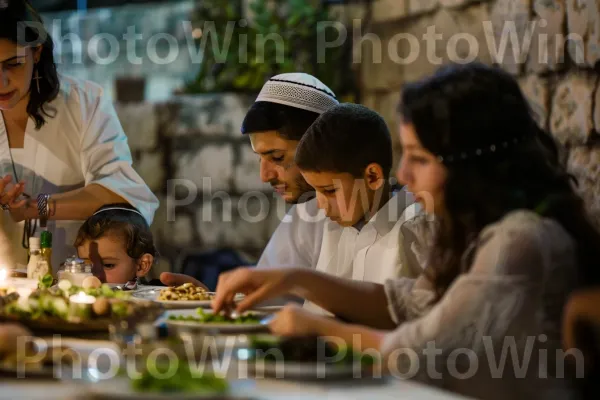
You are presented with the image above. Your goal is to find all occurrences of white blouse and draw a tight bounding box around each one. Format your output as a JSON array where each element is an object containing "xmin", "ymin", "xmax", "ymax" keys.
[
  {"xmin": 381, "ymin": 210, "xmax": 578, "ymax": 400},
  {"xmin": 0, "ymin": 75, "xmax": 159, "ymax": 271}
]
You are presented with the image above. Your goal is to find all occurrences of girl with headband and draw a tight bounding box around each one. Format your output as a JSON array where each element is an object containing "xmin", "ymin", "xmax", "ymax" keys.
[{"xmin": 74, "ymin": 203, "xmax": 157, "ymax": 285}]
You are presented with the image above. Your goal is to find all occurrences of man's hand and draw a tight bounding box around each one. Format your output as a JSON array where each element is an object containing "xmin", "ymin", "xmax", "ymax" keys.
[{"xmin": 159, "ymin": 272, "xmax": 209, "ymax": 290}]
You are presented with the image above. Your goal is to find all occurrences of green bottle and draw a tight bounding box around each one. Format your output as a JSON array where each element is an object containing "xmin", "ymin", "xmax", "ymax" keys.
[{"xmin": 40, "ymin": 230, "xmax": 53, "ymax": 277}]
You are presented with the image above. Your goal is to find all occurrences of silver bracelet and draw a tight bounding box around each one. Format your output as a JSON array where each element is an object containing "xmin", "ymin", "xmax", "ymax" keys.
[{"xmin": 37, "ymin": 193, "xmax": 50, "ymax": 218}]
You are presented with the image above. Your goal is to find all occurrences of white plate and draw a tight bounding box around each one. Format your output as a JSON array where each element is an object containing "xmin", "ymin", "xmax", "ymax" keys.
[
  {"xmin": 164, "ymin": 309, "xmax": 269, "ymax": 333},
  {"xmin": 242, "ymin": 358, "xmax": 378, "ymax": 381},
  {"xmin": 132, "ymin": 287, "xmax": 245, "ymax": 309},
  {"xmin": 132, "ymin": 287, "xmax": 215, "ymax": 309},
  {"xmin": 241, "ymin": 359, "xmax": 368, "ymax": 381}
]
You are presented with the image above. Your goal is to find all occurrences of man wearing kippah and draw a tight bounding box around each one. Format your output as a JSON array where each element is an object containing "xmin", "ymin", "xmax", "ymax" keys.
[
  {"xmin": 161, "ymin": 73, "xmax": 336, "ymax": 284},
  {"xmin": 160, "ymin": 74, "xmax": 427, "ymax": 294}
]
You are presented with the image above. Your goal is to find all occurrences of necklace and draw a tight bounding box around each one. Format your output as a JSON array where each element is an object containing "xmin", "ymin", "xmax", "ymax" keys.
[{"xmin": 6, "ymin": 141, "xmax": 37, "ymax": 250}]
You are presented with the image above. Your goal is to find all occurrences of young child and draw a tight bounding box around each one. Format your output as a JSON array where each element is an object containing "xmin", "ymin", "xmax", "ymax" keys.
[
  {"xmin": 74, "ymin": 203, "xmax": 157, "ymax": 285},
  {"xmin": 287, "ymin": 103, "xmax": 424, "ymax": 313},
  {"xmin": 298, "ymin": 103, "xmax": 423, "ymax": 279}
]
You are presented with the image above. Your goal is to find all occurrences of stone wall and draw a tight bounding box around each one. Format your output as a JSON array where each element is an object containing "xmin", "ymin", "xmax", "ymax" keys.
[
  {"xmin": 343, "ymin": 0, "xmax": 600, "ymax": 228},
  {"xmin": 42, "ymin": 0, "xmax": 199, "ymax": 102},
  {"xmin": 116, "ymin": 95, "xmax": 285, "ymax": 279}
]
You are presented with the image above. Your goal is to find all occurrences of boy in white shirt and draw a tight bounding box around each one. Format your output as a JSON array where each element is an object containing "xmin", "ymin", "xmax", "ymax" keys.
[{"xmin": 294, "ymin": 104, "xmax": 422, "ymax": 292}]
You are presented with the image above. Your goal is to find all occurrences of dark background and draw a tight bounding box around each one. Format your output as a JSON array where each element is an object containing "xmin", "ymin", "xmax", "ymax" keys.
[
  {"xmin": 31, "ymin": 0, "xmax": 347, "ymax": 12},
  {"xmin": 31, "ymin": 0, "xmax": 174, "ymax": 12}
]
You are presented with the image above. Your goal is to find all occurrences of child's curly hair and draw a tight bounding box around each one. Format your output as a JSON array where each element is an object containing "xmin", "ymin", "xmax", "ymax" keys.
[{"xmin": 74, "ymin": 203, "xmax": 158, "ymax": 260}]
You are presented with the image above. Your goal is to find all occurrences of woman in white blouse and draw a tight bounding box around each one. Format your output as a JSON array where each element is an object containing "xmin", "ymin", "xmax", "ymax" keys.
[
  {"xmin": 212, "ymin": 63, "xmax": 600, "ymax": 399},
  {"xmin": 0, "ymin": 1, "xmax": 158, "ymax": 269}
]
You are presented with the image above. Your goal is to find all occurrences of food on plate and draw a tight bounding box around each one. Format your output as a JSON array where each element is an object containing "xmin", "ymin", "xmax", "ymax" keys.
[
  {"xmin": 168, "ymin": 308, "xmax": 263, "ymax": 324},
  {"xmin": 249, "ymin": 335, "xmax": 378, "ymax": 366},
  {"xmin": 131, "ymin": 358, "xmax": 228, "ymax": 394},
  {"xmin": 92, "ymin": 297, "xmax": 110, "ymax": 316},
  {"xmin": 158, "ymin": 283, "xmax": 214, "ymax": 301},
  {"xmin": 0, "ymin": 275, "xmax": 155, "ymax": 326},
  {"xmin": 82, "ymin": 275, "xmax": 102, "ymax": 289}
]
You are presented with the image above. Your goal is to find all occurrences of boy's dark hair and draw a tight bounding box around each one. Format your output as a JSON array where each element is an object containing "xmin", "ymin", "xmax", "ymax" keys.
[
  {"xmin": 241, "ymin": 101, "xmax": 321, "ymax": 141},
  {"xmin": 295, "ymin": 103, "xmax": 392, "ymax": 177},
  {"xmin": 74, "ymin": 203, "xmax": 157, "ymax": 260}
]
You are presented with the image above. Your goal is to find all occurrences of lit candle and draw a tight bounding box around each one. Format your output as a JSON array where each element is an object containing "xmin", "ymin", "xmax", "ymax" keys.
[
  {"xmin": 0, "ymin": 269, "xmax": 37, "ymax": 295},
  {"xmin": 69, "ymin": 291, "xmax": 96, "ymax": 320},
  {"xmin": 0, "ymin": 268, "xmax": 7, "ymax": 296}
]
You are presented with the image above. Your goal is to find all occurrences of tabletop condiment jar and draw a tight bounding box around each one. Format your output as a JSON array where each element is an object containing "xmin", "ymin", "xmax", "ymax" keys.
[
  {"xmin": 57, "ymin": 256, "xmax": 94, "ymax": 286},
  {"xmin": 26, "ymin": 237, "xmax": 42, "ymax": 280}
]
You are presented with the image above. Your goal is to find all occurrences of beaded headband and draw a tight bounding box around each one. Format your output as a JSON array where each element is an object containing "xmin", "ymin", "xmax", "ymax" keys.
[
  {"xmin": 436, "ymin": 136, "xmax": 523, "ymax": 164},
  {"xmin": 93, "ymin": 207, "xmax": 144, "ymax": 218}
]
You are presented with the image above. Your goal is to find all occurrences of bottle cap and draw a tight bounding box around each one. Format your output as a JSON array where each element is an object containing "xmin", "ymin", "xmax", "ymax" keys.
[
  {"xmin": 40, "ymin": 230, "xmax": 52, "ymax": 248},
  {"xmin": 29, "ymin": 237, "xmax": 41, "ymax": 251}
]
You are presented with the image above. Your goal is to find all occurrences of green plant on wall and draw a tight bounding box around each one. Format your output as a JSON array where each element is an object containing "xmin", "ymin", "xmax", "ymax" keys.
[{"xmin": 183, "ymin": 0, "xmax": 356, "ymax": 100}]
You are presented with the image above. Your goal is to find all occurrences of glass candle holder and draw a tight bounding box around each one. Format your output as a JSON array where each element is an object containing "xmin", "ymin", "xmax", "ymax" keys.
[{"xmin": 69, "ymin": 291, "xmax": 96, "ymax": 320}]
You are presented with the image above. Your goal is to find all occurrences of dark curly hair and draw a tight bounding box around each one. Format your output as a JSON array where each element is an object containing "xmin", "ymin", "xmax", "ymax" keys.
[
  {"xmin": 0, "ymin": 0, "xmax": 60, "ymax": 129},
  {"xmin": 74, "ymin": 203, "xmax": 158, "ymax": 261},
  {"xmin": 399, "ymin": 62, "xmax": 600, "ymax": 297}
]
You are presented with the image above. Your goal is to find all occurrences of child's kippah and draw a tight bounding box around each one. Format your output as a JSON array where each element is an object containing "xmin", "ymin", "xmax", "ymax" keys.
[{"xmin": 255, "ymin": 73, "xmax": 339, "ymax": 115}]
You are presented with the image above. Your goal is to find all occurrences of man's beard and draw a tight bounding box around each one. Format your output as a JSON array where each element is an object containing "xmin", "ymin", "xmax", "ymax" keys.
[
  {"xmin": 270, "ymin": 176, "xmax": 314, "ymax": 204},
  {"xmin": 288, "ymin": 175, "xmax": 315, "ymax": 204}
]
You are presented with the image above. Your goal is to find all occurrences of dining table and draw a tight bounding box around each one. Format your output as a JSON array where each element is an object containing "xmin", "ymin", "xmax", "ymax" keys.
[{"xmin": 0, "ymin": 336, "xmax": 473, "ymax": 400}]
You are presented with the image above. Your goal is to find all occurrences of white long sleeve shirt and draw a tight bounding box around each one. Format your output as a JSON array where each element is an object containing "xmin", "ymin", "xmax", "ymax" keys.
[
  {"xmin": 0, "ymin": 75, "xmax": 159, "ymax": 271},
  {"xmin": 256, "ymin": 188, "xmax": 425, "ymax": 313},
  {"xmin": 256, "ymin": 197, "xmax": 324, "ymax": 269},
  {"xmin": 303, "ymin": 189, "xmax": 423, "ymax": 314}
]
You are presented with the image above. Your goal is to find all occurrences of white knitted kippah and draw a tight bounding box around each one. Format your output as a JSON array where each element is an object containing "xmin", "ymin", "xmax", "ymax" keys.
[{"xmin": 255, "ymin": 73, "xmax": 339, "ymax": 114}]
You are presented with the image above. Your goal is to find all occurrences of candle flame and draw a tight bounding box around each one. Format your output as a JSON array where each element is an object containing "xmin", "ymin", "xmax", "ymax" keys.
[
  {"xmin": 0, "ymin": 268, "xmax": 7, "ymax": 282},
  {"xmin": 71, "ymin": 290, "xmax": 95, "ymax": 304}
]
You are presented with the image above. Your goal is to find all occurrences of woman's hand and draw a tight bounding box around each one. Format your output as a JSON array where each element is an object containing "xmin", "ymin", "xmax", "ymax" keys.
[
  {"xmin": 212, "ymin": 267, "xmax": 300, "ymax": 314},
  {"xmin": 269, "ymin": 304, "xmax": 388, "ymax": 354},
  {"xmin": 0, "ymin": 176, "xmax": 28, "ymax": 219},
  {"xmin": 268, "ymin": 303, "xmax": 323, "ymax": 336}
]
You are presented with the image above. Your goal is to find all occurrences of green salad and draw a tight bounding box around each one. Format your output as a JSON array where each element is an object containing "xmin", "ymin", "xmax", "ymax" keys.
[
  {"xmin": 168, "ymin": 308, "xmax": 262, "ymax": 324},
  {"xmin": 39, "ymin": 274, "xmax": 130, "ymax": 299},
  {"xmin": 131, "ymin": 359, "xmax": 228, "ymax": 394},
  {"xmin": 1, "ymin": 274, "xmax": 133, "ymax": 321}
]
